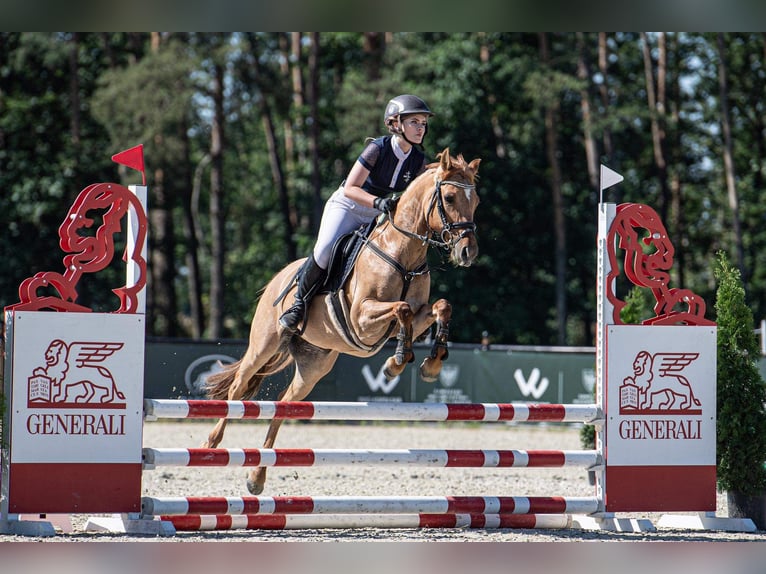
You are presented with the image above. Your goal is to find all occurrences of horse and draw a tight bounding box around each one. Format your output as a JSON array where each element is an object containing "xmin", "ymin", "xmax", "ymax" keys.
[{"xmin": 203, "ymin": 147, "xmax": 481, "ymax": 495}]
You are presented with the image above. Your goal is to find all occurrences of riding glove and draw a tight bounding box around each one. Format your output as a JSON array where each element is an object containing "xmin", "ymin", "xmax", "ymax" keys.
[{"xmin": 373, "ymin": 196, "xmax": 399, "ymax": 213}]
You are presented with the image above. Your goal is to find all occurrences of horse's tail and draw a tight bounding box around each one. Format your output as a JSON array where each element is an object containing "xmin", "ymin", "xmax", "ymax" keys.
[
  {"xmin": 205, "ymin": 349, "xmax": 295, "ymax": 401},
  {"xmin": 205, "ymin": 359, "xmax": 242, "ymax": 400}
]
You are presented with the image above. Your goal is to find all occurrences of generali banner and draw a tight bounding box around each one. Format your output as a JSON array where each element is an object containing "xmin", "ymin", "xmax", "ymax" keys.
[
  {"xmin": 6, "ymin": 310, "xmax": 144, "ymax": 513},
  {"xmin": 604, "ymin": 324, "xmax": 717, "ymax": 512}
]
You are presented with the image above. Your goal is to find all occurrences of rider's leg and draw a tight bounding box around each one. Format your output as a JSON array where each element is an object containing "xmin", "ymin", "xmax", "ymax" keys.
[
  {"xmin": 279, "ymin": 187, "xmax": 377, "ymax": 332},
  {"xmin": 279, "ymin": 254, "xmax": 326, "ymax": 332}
]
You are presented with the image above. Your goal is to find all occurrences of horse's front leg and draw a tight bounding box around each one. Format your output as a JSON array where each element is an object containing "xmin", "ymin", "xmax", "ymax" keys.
[
  {"xmin": 356, "ymin": 299, "xmax": 416, "ymax": 380},
  {"xmin": 418, "ymin": 299, "xmax": 452, "ymax": 383},
  {"xmin": 382, "ymin": 302, "xmax": 415, "ymax": 380}
]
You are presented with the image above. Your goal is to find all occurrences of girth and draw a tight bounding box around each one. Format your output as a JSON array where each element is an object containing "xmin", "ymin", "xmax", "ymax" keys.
[{"xmin": 325, "ymin": 224, "xmax": 430, "ymax": 353}]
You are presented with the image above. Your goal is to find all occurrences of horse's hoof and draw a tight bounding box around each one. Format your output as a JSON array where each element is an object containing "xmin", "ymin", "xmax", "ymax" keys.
[
  {"xmin": 247, "ymin": 479, "xmax": 265, "ymax": 495},
  {"xmin": 419, "ymin": 358, "xmax": 441, "ymax": 383}
]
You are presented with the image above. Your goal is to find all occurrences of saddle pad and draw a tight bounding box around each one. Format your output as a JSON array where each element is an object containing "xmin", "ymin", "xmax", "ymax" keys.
[{"xmin": 326, "ymin": 289, "xmax": 393, "ymax": 353}]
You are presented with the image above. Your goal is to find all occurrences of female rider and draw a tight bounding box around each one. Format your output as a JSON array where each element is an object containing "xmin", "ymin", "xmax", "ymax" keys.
[{"xmin": 279, "ymin": 94, "xmax": 434, "ymax": 332}]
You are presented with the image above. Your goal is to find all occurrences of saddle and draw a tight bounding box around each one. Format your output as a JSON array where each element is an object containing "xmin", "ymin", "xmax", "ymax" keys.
[
  {"xmin": 274, "ymin": 219, "xmax": 392, "ymax": 349},
  {"xmin": 275, "ymin": 216, "xmax": 420, "ymax": 351},
  {"xmin": 324, "ymin": 218, "xmax": 378, "ymax": 294}
]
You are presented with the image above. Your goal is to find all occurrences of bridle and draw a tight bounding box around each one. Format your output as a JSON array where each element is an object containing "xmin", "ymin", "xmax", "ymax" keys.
[
  {"xmin": 355, "ymin": 175, "xmax": 478, "ymax": 312},
  {"xmin": 388, "ymin": 178, "xmax": 478, "ymax": 252}
]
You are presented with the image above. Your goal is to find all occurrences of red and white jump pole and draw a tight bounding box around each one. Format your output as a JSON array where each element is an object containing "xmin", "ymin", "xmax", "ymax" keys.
[
  {"xmin": 142, "ymin": 494, "xmax": 600, "ymax": 516},
  {"xmin": 142, "ymin": 447, "xmax": 599, "ymax": 469},
  {"xmin": 165, "ymin": 512, "xmax": 572, "ymax": 532},
  {"xmin": 144, "ymin": 398, "xmax": 599, "ymax": 423}
]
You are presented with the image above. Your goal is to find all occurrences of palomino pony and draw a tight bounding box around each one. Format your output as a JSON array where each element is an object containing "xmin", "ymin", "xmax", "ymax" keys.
[{"xmin": 204, "ymin": 148, "xmax": 481, "ymax": 495}]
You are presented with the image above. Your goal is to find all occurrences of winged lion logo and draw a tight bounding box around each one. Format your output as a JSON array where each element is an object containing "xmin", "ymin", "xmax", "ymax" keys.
[
  {"xmin": 28, "ymin": 339, "xmax": 127, "ymax": 408},
  {"xmin": 620, "ymin": 350, "xmax": 701, "ymax": 413}
]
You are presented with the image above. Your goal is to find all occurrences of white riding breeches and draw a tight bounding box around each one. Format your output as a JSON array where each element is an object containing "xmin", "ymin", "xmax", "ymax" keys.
[{"xmin": 312, "ymin": 186, "xmax": 381, "ymax": 270}]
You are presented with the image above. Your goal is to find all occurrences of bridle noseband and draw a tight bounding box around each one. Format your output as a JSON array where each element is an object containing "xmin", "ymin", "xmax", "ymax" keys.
[{"xmin": 389, "ymin": 179, "xmax": 478, "ymax": 252}]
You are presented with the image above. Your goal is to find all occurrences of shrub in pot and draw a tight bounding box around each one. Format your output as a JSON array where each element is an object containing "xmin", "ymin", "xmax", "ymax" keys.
[{"xmin": 714, "ymin": 251, "xmax": 766, "ymax": 529}]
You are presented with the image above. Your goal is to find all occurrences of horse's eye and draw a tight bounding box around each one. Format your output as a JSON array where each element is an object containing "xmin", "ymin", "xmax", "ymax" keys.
[{"xmin": 444, "ymin": 193, "xmax": 456, "ymax": 205}]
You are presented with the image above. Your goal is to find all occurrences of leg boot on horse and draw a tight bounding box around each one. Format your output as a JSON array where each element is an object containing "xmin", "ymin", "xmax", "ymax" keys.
[{"xmin": 279, "ymin": 254, "xmax": 326, "ymax": 332}]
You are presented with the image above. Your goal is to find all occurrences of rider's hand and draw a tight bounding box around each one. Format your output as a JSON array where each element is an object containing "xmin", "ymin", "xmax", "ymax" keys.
[{"xmin": 373, "ymin": 196, "xmax": 398, "ymax": 213}]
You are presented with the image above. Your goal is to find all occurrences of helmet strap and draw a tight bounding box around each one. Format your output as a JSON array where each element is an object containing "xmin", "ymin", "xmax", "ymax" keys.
[{"xmin": 392, "ymin": 115, "xmax": 426, "ymax": 148}]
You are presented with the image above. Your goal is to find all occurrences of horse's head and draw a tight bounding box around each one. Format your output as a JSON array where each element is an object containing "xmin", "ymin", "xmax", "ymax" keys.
[{"xmin": 423, "ymin": 148, "xmax": 481, "ymax": 267}]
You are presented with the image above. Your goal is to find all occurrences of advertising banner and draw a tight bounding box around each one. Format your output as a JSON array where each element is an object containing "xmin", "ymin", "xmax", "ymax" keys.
[
  {"xmin": 5, "ymin": 311, "xmax": 144, "ymax": 513},
  {"xmin": 143, "ymin": 339, "xmax": 596, "ymax": 406},
  {"xmin": 604, "ymin": 324, "xmax": 717, "ymax": 511}
]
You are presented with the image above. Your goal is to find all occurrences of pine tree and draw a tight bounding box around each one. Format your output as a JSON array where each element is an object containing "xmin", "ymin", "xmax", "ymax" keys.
[{"xmin": 714, "ymin": 251, "xmax": 766, "ymax": 494}]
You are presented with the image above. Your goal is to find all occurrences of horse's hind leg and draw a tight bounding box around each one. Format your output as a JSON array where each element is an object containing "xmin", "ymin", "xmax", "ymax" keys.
[
  {"xmin": 246, "ymin": 341, "xmax": 338, "ymax": 495},
  {"xmin": 419, "ymin": 299, "xmax": 452, "ymax": 383},
  {"xmin": 204, "ymin": 335, "xmax": 285, "ymax": 449}
]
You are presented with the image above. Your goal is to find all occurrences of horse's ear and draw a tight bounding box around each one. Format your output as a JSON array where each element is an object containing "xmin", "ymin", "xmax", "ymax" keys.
[
  {"xmin": 467, "ymin": 158, "xmax": 481, "ymax": 176},
  {"xmin": 438, "ymin": 148, "xmax": 451, "ymax": 171}
]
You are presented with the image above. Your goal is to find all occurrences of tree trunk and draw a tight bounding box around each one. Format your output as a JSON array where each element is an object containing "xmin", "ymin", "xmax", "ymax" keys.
[
  {"xmin": 362, "ymin": 32, "xmax": 384, "ymax": 81},
  {"xmin": 577, "ymin": 33, "xmax": 599, "ymax": 192},
  {"xmin": 597, "ymin": 33, "xmax": 619, "ymax": 204},
  {"xmin": 179, "ymin": 119, "xmax": 204, "ymax": 338},
  {"xmin": 308, "ymin": 32, "xmax": 323, "ymax": 233},
  {"xmin": 208, "ymin": 57, "xmax": 226, "ymax": 339},
  {"xmin": 245, "ymin": 34, "xmax": 296, "ymax": 263},
  {"xmin": 280, "ymin": 32, "xmax": 303, "ymax": 179},
  {"xmin": 479, "ymin": 33, "xmax": 507, "ymax": 159},
  {"xmin": 641, "ymin": 32, "xmax": 670, "ymax": 222},
  {"xmin": 146, "ymin": 32, "xmax": 178, "ymax": 337},
  {"xmin": 717, "ymin": 33, "xmax": 746, "ymax": 282},
  {"xmin": 667, "ymin": 33, "xmax": 686, "ymax": 288},
  {"xmin": 540, "ymin": 33, "xmax": 567, "ymax": 345}
]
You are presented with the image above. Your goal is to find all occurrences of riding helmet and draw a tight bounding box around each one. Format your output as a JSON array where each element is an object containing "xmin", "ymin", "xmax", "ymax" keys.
[{"xmin": 384, "ymin": 94, "xmax": 434, "ymax": 126}]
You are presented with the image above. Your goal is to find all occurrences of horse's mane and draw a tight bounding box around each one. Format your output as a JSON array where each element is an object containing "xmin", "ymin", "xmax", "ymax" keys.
[
  {"xmin": 402, "ymin": 152, "xmax": 479, "ymax": 196},
  {"xmin": 424, "ymin": 151, "xmax": 479, "ymax": 179}
]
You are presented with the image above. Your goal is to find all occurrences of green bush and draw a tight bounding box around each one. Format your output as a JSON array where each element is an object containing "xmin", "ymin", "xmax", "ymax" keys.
[{"xmin": 714, "ymin": 251, "xmax": 766, "ymax": 494}]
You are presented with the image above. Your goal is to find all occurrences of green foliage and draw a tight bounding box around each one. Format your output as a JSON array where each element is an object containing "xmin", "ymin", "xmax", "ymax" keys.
[
  {"xmin": 620, "ymin": 286, "xmax": 655, "ymax": 325},
  {"xmin": 714, "ymin": 251, "xmax": 766, "ymax": 494},
  {"xmin": 3, "ymin": 33, "xmax": 766, "ymax": 344}
]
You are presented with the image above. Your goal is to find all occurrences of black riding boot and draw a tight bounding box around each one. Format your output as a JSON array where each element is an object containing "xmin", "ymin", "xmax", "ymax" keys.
[{"xmin": 279, "ymin": 255, "xmax": 326, "ymax": 332}]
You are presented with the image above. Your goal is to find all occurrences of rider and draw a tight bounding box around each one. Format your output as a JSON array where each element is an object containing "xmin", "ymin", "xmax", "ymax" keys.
[{"xmin": 279, "ymin": 94, "xmax": 434, "ymax": 332}]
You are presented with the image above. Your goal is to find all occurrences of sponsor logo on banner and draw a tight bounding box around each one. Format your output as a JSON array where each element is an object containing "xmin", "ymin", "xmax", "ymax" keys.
[
  {"xmin": 24, "ymin": 338, "xmax": 128, "ymax": 436},
  {"xmin": 619, "ymin": 351, "xmax": 702, "ymax": 415},
  {"xmin": 615, "ymin": 349, "xmax": 703, "ymax": 441},
  {"xmin": 514, "ymin": 367, "xmax": 549, "ymax": 400},
  {"xmin": 439, "ymin": 364, "xmax": 460, "ymax": 387},
  {"xmin": 184, "ymin": 354, "xmax": 237, "ymax": 397},
  {"xmin": 362, "ymin": 364, "xmax": 400, "ymax": 394},
  {"xmin": 606, "ymin": 325, "xmax": 715, "ymax": 468}
]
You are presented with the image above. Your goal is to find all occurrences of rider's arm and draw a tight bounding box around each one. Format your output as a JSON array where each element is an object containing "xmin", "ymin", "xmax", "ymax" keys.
[{"xmin": 341, "ymin": 160, "xmax": 378, "ymax": 208}]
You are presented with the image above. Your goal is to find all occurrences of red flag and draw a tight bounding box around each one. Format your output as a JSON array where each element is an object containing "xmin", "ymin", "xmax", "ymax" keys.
[{"xmin": 112, "ymin": 144, "xmax": 146, "ymax": 184}]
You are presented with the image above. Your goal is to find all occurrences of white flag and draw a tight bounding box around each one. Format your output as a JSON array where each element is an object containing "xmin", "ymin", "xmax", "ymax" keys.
[{"xmin": 600, "ymin": 164, "xmax": 624, "ymax": 191}]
